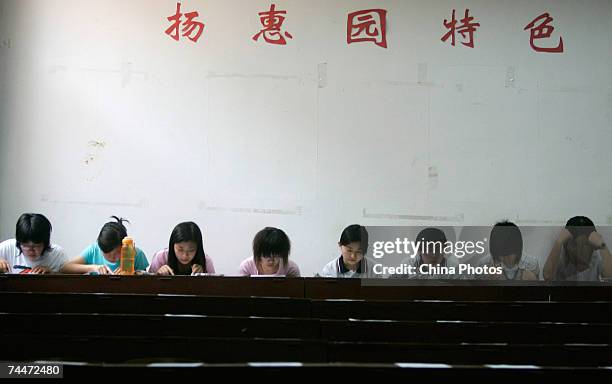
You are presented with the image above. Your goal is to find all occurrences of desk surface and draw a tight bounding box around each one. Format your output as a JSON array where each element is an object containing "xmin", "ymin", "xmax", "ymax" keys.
[{"xmin": 1, "ymin": 275, "xmax": 611, "ymax": 301}]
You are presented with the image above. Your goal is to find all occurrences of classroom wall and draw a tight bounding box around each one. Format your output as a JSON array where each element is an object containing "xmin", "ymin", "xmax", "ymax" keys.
[{"xmin": 1, "ymin": 0, "xmax": 611, "ymax": 276}]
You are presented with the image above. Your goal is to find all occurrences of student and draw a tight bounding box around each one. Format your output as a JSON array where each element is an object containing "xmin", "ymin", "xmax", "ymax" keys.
[
  {"xmin": 321, "ymin": 224, "xmax": 376, "ymax": 278},
  {"xmin": 238, "ymin": 227, "xmax": 300, "ymax": 277},
  {"xmin": 544, "ymin": 216, "xmax": 612, "ymax": 281},
  {"xmin": 475, "ymin": 221, "xmax": 538, "ymax": 280},
  {"xmin": 0, "ymin": 213, "xmax": 67, "ymax": 274},
  {"xmin": 149, "ymin": 221, "xmax": 215, "ymax": 275},
  {"xmin": 404, "ymin": 227, "xmax": 459, "ymax": 279},
  {"xmin": 62, "ymin": 216, "xmax": 148, "ymax": 275}
]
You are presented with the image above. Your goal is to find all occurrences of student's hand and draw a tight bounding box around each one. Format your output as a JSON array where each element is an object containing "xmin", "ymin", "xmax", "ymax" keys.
[
  {"xmin": 93, "ymin": 265, "xmax": 113, "ymax": 275},
  {"xmin": 0, "ymin": 259, "xmax": 10, "ymax": 273},
  {"xmin": 588, "ymin": 231, "xmax": 605, "ymax": 249},
  {"xmin": 157, "ymin": 265, "xmax": 174, "ymax": 276},
  {"xmin": 556, "ymin": 228, "xmax": 573, "ymax": 245},
  {"xmin": 191, "ymin": 264, "xmax": 203, "ymax": 274},
  {"xmin": 30, "ymin": 266, "xmax": 51, "ymax": 274}
]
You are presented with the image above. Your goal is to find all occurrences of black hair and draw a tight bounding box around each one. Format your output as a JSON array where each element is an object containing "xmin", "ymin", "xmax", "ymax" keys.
[
  {"xmin": 339, "ymin": 224, "xmax": 369, "ymax": 255},
  {"xmin": 415, "ymin": 227, "xmax": 447, "ymax": 244},
  {"xmin": 560, "ymin": 216, "xmax": 597, "ymax": 278},
  {"xmin": 252, "ymin": 227, "xmax": 290, "ymax": 264},
  {"xmin": 167, "ymin": 221, "xmax": 206, "ymax": 274},
  {"xmin": 15, "ymin": 213, "xmax": 52, "ymax": 253},
  {"xmin": 565, "ymin": 216, "xmax": 596, "ymax": 239},
  {"xmin": 97, "ymin": 216, "xmax": 129, "ymax": 253},
  {"xmin": 489, "ymin": 220, "xmax": 523, "ymax": 262},
  {"xmin": 415, "ymin": 227, "xmax": 447, "ymax": 258}
]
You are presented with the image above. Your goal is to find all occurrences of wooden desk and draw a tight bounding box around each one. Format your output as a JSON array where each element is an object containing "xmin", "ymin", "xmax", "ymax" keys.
[
  {"xmin": 1, "ymin": 275, "xmax": 611, "ymax": 301},
  {"xmin": 3, "ymin": 312, "xmax": 611, "ymax": 344},
  {"xmin": 0, "ymin": 275, "xmax": 304, "ymax": 297},
  {"xmin": 0, "ymin": 292, "xmax": 311, "ymax": 317}
]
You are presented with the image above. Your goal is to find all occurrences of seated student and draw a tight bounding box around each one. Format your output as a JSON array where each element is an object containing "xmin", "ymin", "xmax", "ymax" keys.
[
  {"xmin": 404, "ymin": 227, "xmax": 459, "ymax": 279},
  {"xmin": 149, "ymin": 221, "xmax": 215, "ymax": 275},
  {"xmin": 321, "ymin": 224, "xmax": 376, "ymax": 278},
  {"xmin": 0, "ymin": 213, "xmax": 67, "ymax": 274},
  {"xmin": 239, "ymin": 227, "xmax": 300, "ymax": 277},
  {"xmin": 475, "ymin": 221, "xmax": 538, "ymax": 280},
  {"xmin": 62, "ymin": 216, "xmax": 148, "ymax": 274},
  {"xmin": 544, "ymin": 216, "xmax": 612, "ymax": 281}
]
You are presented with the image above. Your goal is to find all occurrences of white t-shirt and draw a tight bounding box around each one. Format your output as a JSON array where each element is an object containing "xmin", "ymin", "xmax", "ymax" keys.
[
  {"xmin": 474, "ymin": 253, "xmax": 541, "ymax": 280},
  {"xmin": 556, "ymin": 246, "xmax": 602, "ymax": 282},
  {"xmin": 321, "ymin": 256, "xmax": 377, "ymax": 278},
  {"xmin": 0, "ymin": 238, "xmax": 68, "ymax": 273}
]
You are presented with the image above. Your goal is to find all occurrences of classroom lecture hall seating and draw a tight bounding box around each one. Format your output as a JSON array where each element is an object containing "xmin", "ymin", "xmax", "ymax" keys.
[{"xmin": 1, "ymin": 275, "xmax": 611, "ymax": 379}]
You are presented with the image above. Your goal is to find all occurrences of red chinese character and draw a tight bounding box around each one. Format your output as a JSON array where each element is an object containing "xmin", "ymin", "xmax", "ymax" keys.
[
  {"xmin": 165, "ymin": 2, "xmax": 205, "ymax": 43},
  {"xmin": 347, "ymin": 9, "xmax": 387, "ymax": 48},
  {"xmin": 524, "ymin": 13, "xmax": 564, "ymax": 53},
  {"xmin": 252, "ymin": 4, "xmax": 293, "ymax": 45},
  {"xmin": 441, "ymin": 9, "xmax": 480, "ymax": 48}
]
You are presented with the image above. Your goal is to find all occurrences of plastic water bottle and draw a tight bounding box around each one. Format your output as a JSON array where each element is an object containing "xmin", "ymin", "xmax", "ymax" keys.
[{"xmin": 120, "ymin": 237, "xmax": 136, "ymax": 275}]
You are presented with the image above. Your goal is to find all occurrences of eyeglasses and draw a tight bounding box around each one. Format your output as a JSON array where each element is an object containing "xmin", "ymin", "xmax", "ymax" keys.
[{"xmin": 20, "ymin": 243, "xmax": 44, "ymax": 251}]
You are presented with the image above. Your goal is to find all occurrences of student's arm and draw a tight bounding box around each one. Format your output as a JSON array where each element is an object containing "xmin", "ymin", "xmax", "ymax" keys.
[
  {"xmin": 0, "ymin": 258, "xmax": 10, "ymax": 273},
  {"xmin": 134, "ymin": 249, "xmax": 149, "ymax": 271},
  {"xmin": 0, "ymin": 240, "xmax": 15, "ymax": 273},
  {"xmin": 600, "ymin": 246, "xmax": 612, "ymax": 279},
  {"xmin": 30, "ymin": 265, "xmax": 52, "ymax": 274},
  {"xmin": 156, "ymin": 265, "xmax": 174, "ymax": 275},
  {"xmin": 61, "ymin": 256, "xmax": 112, "ymax": 274},
  {"xmin": 320, "ymin": 260, "xmax": 335, "ymax": 277},
  {"xmin": 148, "ymin": 251, "xmax": 163, "ymax": 274},
  {"xmin": 589, "ymin": 232, "xmax": 612, "ymax": 279},
  {"xmin": 286, "ymin": 261, "xmax": 301, "ymax": 277},
  {"xmin": 543, "ymin": 229, "xmax": 572, "ymax": 281},
  {"xmin": 522, "ymin": 269, "xmax": 538, "ymax": 281},
  {"xmin": 47, "ymin": 246, "xmax": 69, "ymax": 274},
  {"xmin": 238, "ymin": 259, "xmax": 251, "ymax": 276},
  {"xmin": 205, "ymin": 255, "xmax": 215, "ymax": 274}
]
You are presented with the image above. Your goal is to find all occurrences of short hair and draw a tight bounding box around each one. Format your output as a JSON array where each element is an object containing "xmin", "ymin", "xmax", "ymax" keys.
[
  {"xmin": 15, "ymin": 213, "xmax": 52, "ymax": 253},
  {"xmin": 167, "ymin": 221, "xmax": 206, "ymax": 274},
  {"xmin": 415, "ymin": 227, "xmax": 447, "ymax": 244},
  {"xmin": 415, "ymin": 227, "xmax": 447, "ymax": 257},
  {"xmin": 489, "ymin": 220, "xmax": 523, "ymax": 262},
  {"xmin": 339, "ymin": 224, "xmax": 369, "ymax": 255},
  {"xmin": 565, "ymin": 216, "xmax": 595, "ymax": 239},
  {"xmin": 97, "ymin": 216, "xmax": 129, "ymax": 253},
  {"xmin": 252, "ymin": 227, "xmax": 290, "ymax": 264}
]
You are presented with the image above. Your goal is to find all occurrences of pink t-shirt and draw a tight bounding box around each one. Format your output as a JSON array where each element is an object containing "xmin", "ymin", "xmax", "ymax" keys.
[
  {"xmin": 149, "ymin": 248, "xmax": 216, "ymax": 274},
  {"xmin": 238, "ymin": 257, "xmax": 301, "ymax": 277}
]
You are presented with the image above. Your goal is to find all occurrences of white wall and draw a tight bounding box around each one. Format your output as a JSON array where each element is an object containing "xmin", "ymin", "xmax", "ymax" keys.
[{"xmin": 1, "ymin": 0, "xmax": 611, "ymax": 276}]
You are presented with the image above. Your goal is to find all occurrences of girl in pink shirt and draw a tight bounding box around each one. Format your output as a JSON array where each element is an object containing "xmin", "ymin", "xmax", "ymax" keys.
[
  {"xmin": 150, "ymin": 221, "xmax": 215, "ymax": 275},
  {"xmin": 239, "ymin": 227, "xmax": 300, "ymax": 277}
]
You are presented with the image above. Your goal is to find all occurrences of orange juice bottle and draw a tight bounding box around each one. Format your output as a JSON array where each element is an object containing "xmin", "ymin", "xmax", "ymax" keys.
[{"xmin": 120, "ymin": 237, "xmax": 136, "ymax": 275}]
